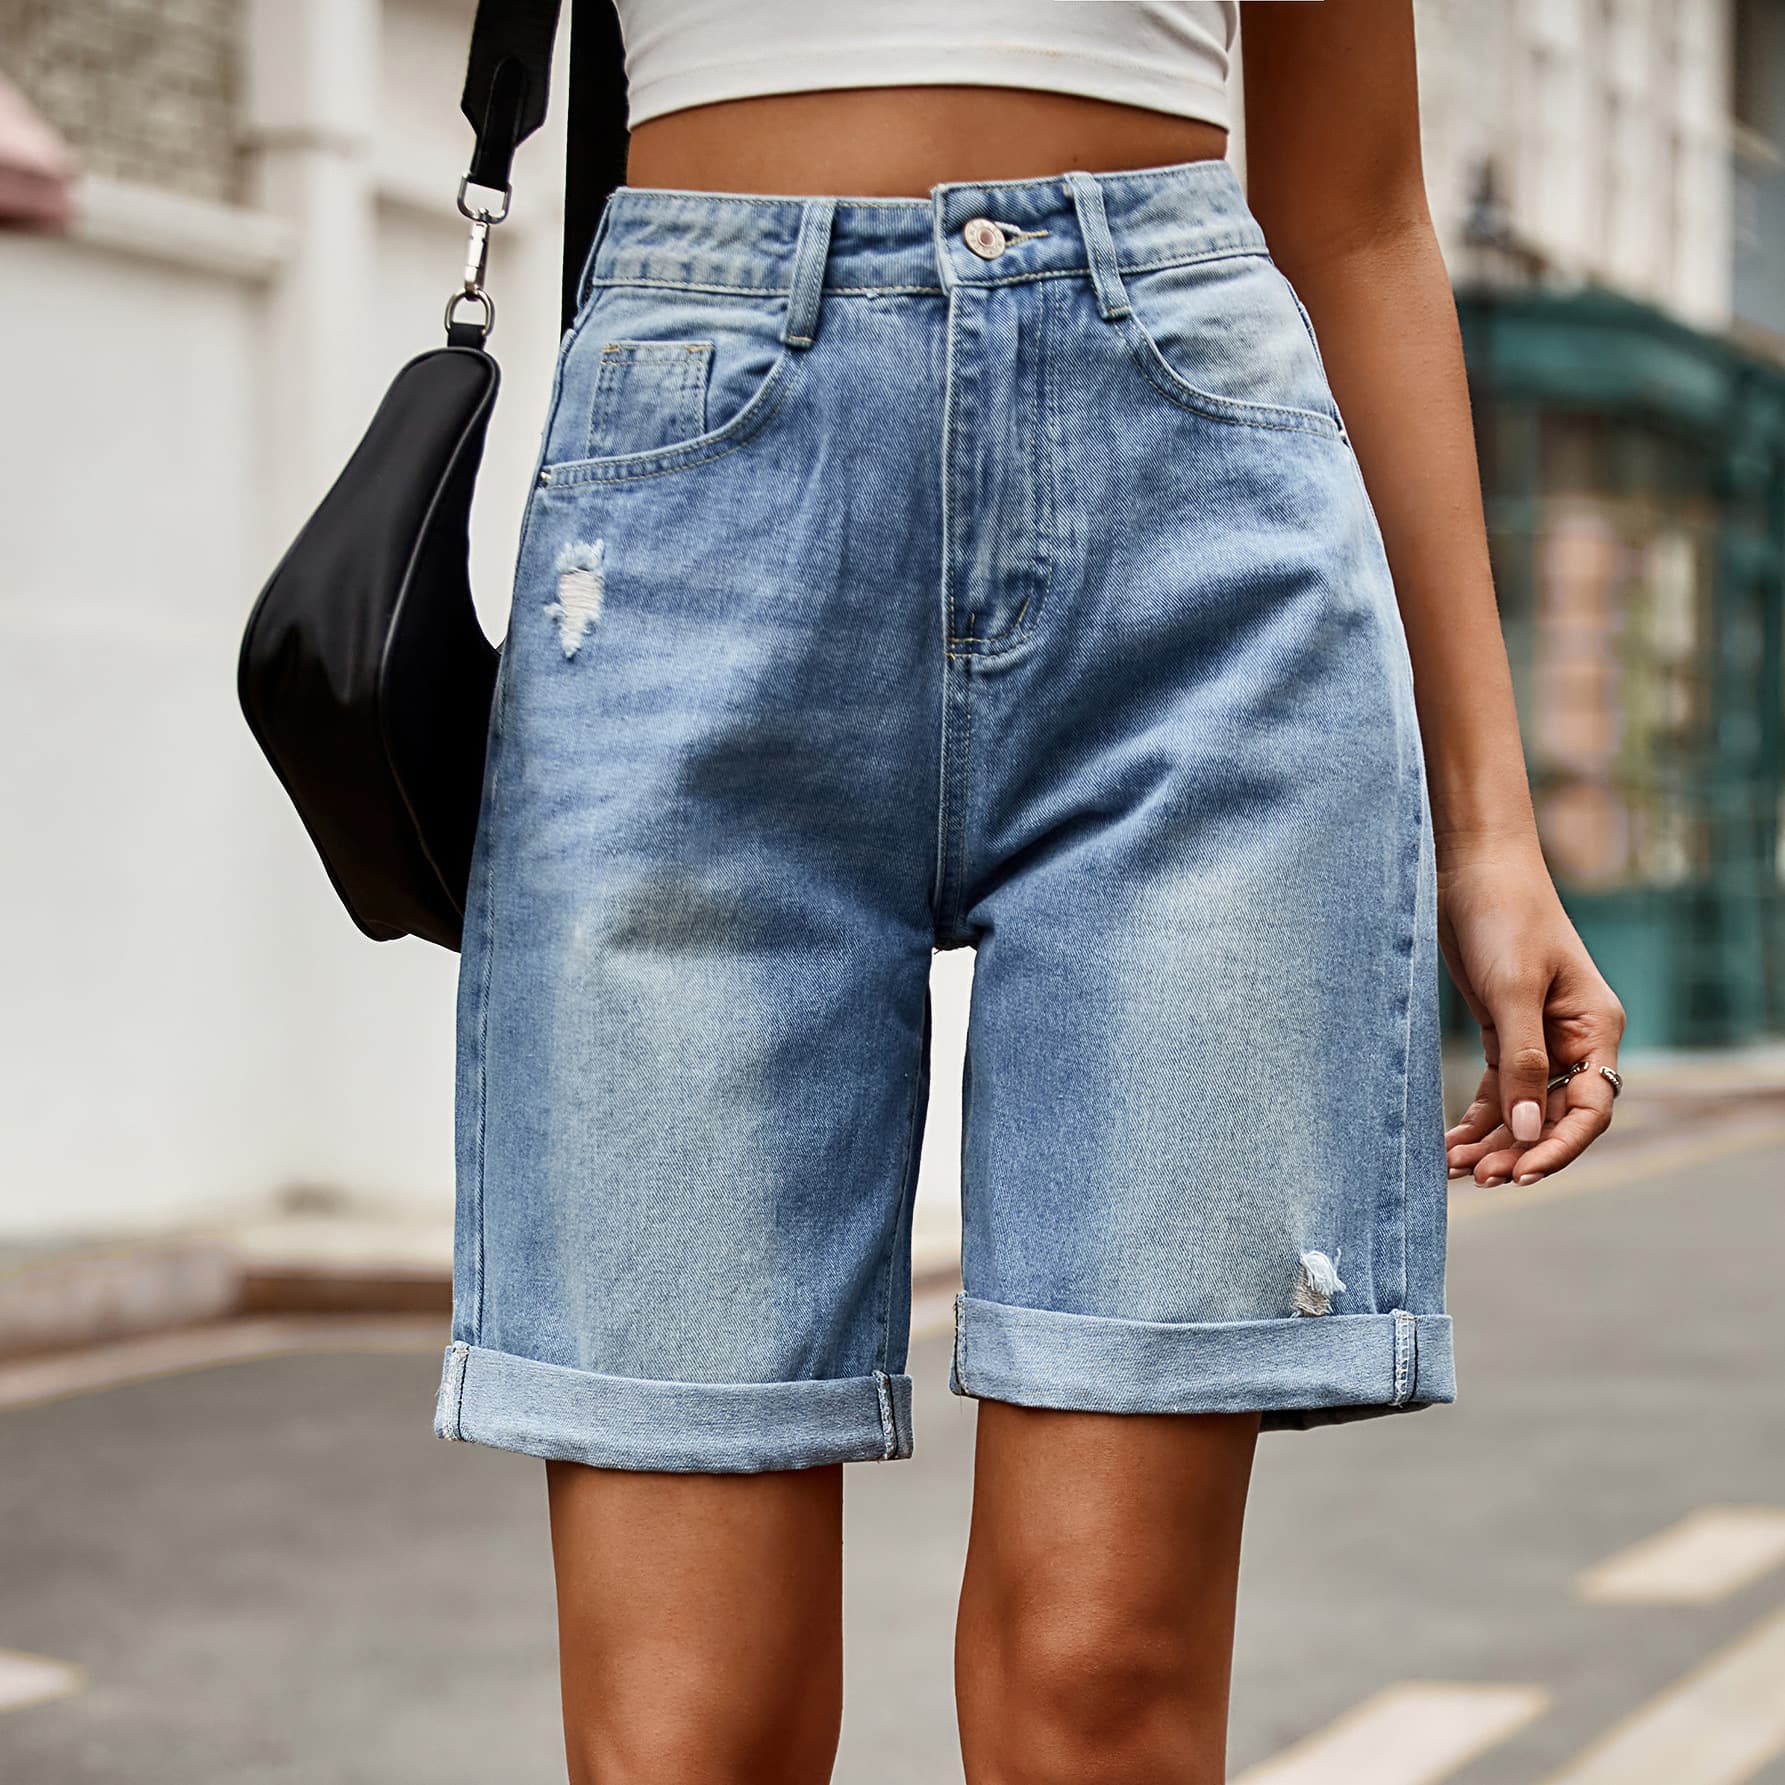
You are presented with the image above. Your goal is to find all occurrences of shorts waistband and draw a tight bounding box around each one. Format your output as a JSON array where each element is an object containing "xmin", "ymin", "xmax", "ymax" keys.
[{"xmin": 579, "ymin": 157, "xmax": 1267, "ymax": 304}]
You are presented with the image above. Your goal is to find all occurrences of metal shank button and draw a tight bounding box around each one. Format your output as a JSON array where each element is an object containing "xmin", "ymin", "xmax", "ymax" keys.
[{"xmin": 962, "ymin": 218, "xmax": 1008, "ymax": 260}]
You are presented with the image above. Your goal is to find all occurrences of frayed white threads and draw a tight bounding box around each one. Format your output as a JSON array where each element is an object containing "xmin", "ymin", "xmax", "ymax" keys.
[
  {"xmin": 1292, "ymin": 1249, "xmax": 1347, "ymax": 1316},
  {"xmin": 545, "ymin": 538, "xmax": 607, "ymax": 657}
]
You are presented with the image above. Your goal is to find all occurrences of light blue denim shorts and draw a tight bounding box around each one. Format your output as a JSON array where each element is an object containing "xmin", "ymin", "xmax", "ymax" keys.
[{"xmin": 435, "ymin": 158, "xmax": 1454, "ymax": 1473}]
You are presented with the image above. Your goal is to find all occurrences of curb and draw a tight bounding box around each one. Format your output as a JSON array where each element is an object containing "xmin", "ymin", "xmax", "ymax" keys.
[
  {"xmin": 0, "ymin": 1240, "xmax": 241, "ymax": 1362},
  {"xmin": 0, "ymin": 1236, "xmax": 967, "ymax": 1369},
  {"xmin": 0, "ymin": 1241, "xmax": 451, "ymax": 1364}
]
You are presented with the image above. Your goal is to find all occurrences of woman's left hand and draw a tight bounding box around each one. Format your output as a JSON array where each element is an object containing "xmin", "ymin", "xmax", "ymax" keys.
[{"xmin": 1436, "ymin": 832, "xmax": 1627, "ymax": 1188}]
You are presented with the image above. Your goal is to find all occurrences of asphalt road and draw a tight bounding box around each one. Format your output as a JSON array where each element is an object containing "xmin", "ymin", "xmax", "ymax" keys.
[{"xmin": 3, "ymin": 1113, "xmax": 1783, "ymax": 1784}]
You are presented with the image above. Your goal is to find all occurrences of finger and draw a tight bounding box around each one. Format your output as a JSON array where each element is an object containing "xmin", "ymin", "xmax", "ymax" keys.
[
  {"xmin": 1445, "ymin": 1093, "xmax": 1502, "ymax": 1149},
  {"xmin": 1463, "ymin": 1068, "xmax": 1574, "ymax": 1183},
  {"xmin": 1482, "ymin": 979, "xmax": 1551, "ymax": 1147},
  {"xmin": 1448, "ymin": 1124, "xmax": 1510, "ymax": 1177},
  {"xmin": 1509, "ymin": 1050, "xmax": 1620, "ymax": 1183},
  {"xmin": 1445, "ymin": 1069, "xmax": 1503, "ymax": 1149},
  {"xmin": 1504, "ymin": 1100, "xmax": 1613, "ymax": 1182},
  {"xmin": 1469, "ymin": 1141, "xmax": 1527, "ymax": 1186}
]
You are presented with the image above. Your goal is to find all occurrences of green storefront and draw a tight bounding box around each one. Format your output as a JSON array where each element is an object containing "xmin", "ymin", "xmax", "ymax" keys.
[{"xmin": 1453, "ymin": 286, "xmax": 1785, "ymax": 1050}]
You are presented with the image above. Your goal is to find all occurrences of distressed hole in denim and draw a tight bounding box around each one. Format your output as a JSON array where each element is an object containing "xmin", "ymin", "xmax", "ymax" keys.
[
  {"xmin": 1292, "ymin": 1249, "xmax": 1346, "ymax": 1316},
  {"xmin": 545, "ymin": 538, "xmax": 607, "ymax": 657}
]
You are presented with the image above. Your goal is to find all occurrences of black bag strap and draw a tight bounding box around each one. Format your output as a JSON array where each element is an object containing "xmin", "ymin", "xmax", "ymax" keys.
[
  {"xmin": 461, "ymin": 0, "xmax": 563, "ymax": 197},
  {"xmin": 455, "ymin": 0, "xmax": 631, "ymax": 340},
  {"xmin": 564, "ymin": 0, "xmax": 631, "ymax": 330}
]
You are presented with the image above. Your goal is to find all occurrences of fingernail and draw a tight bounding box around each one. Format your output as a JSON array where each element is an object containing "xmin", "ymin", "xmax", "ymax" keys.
[
  {"xmin": 1510, "ymin": 1100, "xmax": 1542, "ymax": 1142},
  {"xmin": 1448, "ymin": 1167, "xmax": 1468, "ymax": 1179},
  {"xmin": 1516, "ymin": 1171, "xmax": 1544, "ymax": 1186},
  {"xmin": 1481, "ymin": 1175, "xmax": 1507, "ymax": 1188}
]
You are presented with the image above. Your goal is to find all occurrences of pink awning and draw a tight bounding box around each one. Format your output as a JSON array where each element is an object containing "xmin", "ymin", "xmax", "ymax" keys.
[{"xmin": 0, "ymin": 71, "xmax": 74, "ymax": 231}]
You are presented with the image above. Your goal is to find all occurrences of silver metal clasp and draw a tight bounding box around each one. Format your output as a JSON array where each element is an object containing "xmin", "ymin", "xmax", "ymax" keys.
[
  {"xmin": 445, "ymin": 175, "xmax": 512, "ymax": 341},
  {"xmin": 457, "ymin": 175, "xmax": 511, "ymax": 225},
  {"xmin": 462, "ymin": 211, "xmax": 491, "ymax": 295}
]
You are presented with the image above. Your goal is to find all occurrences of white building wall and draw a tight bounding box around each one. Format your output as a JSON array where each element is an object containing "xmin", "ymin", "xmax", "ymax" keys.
[
  {"xmin": 4, "ymin": 204, "xmax": 295, "ymax": 1234},
  {"xmin": 0, "ymin": 0, "xmax": 566, "ymax": 1238},
  {"xmin": 1414, "ymin": 0, "xmax": 1734, "ymax": 328}
]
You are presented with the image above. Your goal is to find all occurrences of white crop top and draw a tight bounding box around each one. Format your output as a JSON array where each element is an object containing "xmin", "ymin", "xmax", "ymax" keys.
[{"xmin": 612, "ymin": 2, "xmax": 1240, "ymax": 131}]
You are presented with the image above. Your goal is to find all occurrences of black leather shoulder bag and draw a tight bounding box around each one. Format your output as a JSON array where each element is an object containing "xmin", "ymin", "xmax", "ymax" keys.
[{"xmin": 236, "ymin": 0, "xmax": 628, "ymax": 951}]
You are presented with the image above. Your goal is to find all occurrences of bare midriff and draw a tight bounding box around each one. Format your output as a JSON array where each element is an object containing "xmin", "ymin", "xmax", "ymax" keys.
[{"xmin": 623, "ymin": 87, "xmax": 1230, "ymax": 198}]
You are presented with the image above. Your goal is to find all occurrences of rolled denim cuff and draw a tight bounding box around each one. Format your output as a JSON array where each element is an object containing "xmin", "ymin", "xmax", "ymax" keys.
[
  {"xmin": 435, "ymin": 1342, "xmax": 914, "ymax": 1472},
  {"xmin": 950, "ymin": 1294, "xmax": 1455, "ymax": 1430}
]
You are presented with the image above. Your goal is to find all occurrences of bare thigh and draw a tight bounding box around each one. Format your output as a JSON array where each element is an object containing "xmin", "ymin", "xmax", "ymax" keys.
[
  {"xmin": 543, "ymin": 1406, "xmax": 1257, "ymax": 1785},
  {"xmin": 956, "ymin": 1402, "xmax": 1261, "ymax": 1785},
  {"xmin": 546, "ymin": 1461, "xmax": 844, "ymax": 1785}
]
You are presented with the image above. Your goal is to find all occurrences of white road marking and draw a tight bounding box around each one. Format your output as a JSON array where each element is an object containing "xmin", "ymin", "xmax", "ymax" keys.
[
  {"xmin": 1231, "ymin": 1682, "xmax": 1549, "ymax": 1785},
  {"xmin": 1544, "ymin": 1604, "xmax": 1785, "ymax": 1784},
  {"xmin": 1578, "ymin": 1507, "xmax": 1785, "ymax": 1605},
  {"xmin": 0, "ymin": 1650, "xmax": 83, "ymax": 1713},
  {"xmin": 0, "ymin": 1315, "xmax": 444, "ymax": 1412}
]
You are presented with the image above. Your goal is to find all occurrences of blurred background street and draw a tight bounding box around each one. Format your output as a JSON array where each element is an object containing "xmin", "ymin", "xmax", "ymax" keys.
[
  {"xmin": 4, "ymin": 1097, "xmax": 1783, "ymax": 1784},
  {"xmin": 5, "ymin": 0, "xmax": 1785, "ymax": 1780}
]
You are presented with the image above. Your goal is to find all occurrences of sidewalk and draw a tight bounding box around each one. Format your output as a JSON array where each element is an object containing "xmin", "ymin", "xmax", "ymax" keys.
[
  {"xmin": 5, "ymin": 1042, "xmax": 1779, "ymax": 1364},
  {"xmin": 1598, "ymin": 1040, "xmax": 1785, "ymax": 1102},
  {"xmin": 0, "ymin": 1185, "xmax": 967, "ymax": 1364}
]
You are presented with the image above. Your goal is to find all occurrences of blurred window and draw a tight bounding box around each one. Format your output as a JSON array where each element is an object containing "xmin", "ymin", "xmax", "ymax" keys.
[
  {"xmin": 1734, "ymin": 0, "xmax": 1784, "ymax": 148},
  {"xmin": 1507, "ymin": 414, "xmax": 1719, "ymax": 891}
]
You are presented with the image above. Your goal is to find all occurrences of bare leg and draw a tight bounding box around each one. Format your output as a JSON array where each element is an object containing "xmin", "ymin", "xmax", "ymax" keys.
[
  {"xmin": 547, "ymin": 1460, "xmax": 844, "ymax": 1785},
  {"xmin": 954, "ymin": 1404, "xmax": 1261, "ymax": 1785}
]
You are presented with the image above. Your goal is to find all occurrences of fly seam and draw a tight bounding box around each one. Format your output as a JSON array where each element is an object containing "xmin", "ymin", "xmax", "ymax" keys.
[
  {"xmin": 961, "ymin": 264, "xmax": 1058, "ymax": 659},
  {"xmin": 940, "ymin": 280, "xmax": 963, "ymax": 643}
]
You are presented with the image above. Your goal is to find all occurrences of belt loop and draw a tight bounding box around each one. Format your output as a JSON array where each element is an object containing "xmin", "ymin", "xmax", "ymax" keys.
[
  {"xmin": 575, "ymin": 187, "xmax": 620, "ymax": 317},
  {"xmin": 1064, "ymin": 170, "xmax": 1130, "ymax": 322},
  {"xmin": 782, "ymin": 197, "xmax": 837, "ymax": 349}
]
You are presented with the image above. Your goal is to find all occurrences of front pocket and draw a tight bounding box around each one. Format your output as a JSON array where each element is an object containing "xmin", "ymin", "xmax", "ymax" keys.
[
  {"xmin": 1118, "ymin": 251, "xmax": 1345, "ymax": 439},
  {"xmin": 587, "ymin": 340, "xmax": 711, "ymax": 458},
  {"xmin": 542, "ymin": 284, "xmax": 796, "ymax": 482}
]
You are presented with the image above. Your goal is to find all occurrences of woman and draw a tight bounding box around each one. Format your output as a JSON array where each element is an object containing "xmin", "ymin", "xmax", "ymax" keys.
[{"xmin": 436, "ymin": 2, "xmax": 1626, "ymax": 1778}]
